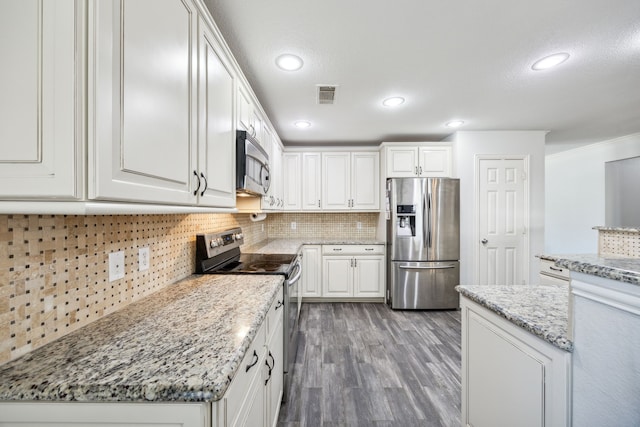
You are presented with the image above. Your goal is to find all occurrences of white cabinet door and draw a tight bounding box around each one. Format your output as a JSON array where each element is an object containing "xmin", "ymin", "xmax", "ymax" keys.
[
  {"xmin": 322, "ymin": 256, "xmax": 352, "ymax": 298},
  {"xmin": 418, "ymin": 147, "xmax": 452, "ymax": 177},
  {"xmin": 301, "ymin": 245, "xmax": 322, "ymax": 298},
  {"xmin": 461, "ymin": 297, "xmax": 571, "ymax": 427},
  {"xmin": 266, "ymin": 312, "xmax": 284, "ymax": 427},
  {"xmin": 351, "ymin": 152, "xmax": 379, "ymax": 210},
  {"xmin": 90, "ymin": 0, "xmax": 198, "ymax": 205},
  {"xmin": 0, "ymin": 0, "xmax": 79, "ymax": 198},
  {"xmin": 237, "ymin": 84, "xmax": 252, "ymax": 133},
  {"xmin": 197, "ymin": 19, "xmax": 235, "ymax": 208},
  {"xmin": 385, "ymin": 147, "xmax": 418, "ymax": 178},
  {"xmin": 301, "ymin": 153, "xmax": 322, "ymax": 210},
  {"xmin": 282, "ymin": 153, "xmax": 301, "ymax": 210},
  {"xmin": 322, "ymin": 153, "xmax": 350, "ymax": 210},
  {"xmin": 353, "ymin": 256, "xmax": 385, "ymax": 297}
]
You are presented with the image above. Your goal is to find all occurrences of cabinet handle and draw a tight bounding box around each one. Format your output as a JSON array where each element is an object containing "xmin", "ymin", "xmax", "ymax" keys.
[
  {"xmin": 332, "ymin": 248, "xmax": 342, "ymax": 251},
  {"xmin": 318, "ymin": 200, "xmax": 321, "ymax": 208},
  {"xmin": 265, "ymin": 351, "xmax": 274, "ymax": 386},
  {"xmin": 415, "ymin": 166, "xmax": 418, "ymax": 175},
  {"xmin": 200, "ymin": 172, "xmax": 208, "ymax": 197},
  {"xmin": 549, "ymin": 266, "xmax": 564, "ymax": 272},
  {"xmin": 193, "ymin": 170, "xmax": 201, "ymax": 196},
  {"xmin": 275, "ymin": 300, "xmax": 283, "ymax": 310},
  {"xmin": 354, "ymin": 258, "xmax": 357, "ymax": 268},
  {"xmin": 419, "ymin": 166, "xmax": 423, "ymax": 175},
  {"xmin": 365, "ymin": 248, "xmax": 374, "ymax": 251},
  {"xmin": 246, "ymin": 350, "xmax": 259, "ymax": 372}
]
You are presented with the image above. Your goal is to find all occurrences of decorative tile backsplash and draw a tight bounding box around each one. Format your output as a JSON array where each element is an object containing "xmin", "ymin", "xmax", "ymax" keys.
[
  {"xmin": 267, "ymin": 212, "xmax": 378, "ymax": 239},
  {"xmin": 598, "ymin": 228, "xmax": 640, "ymax": 258},
  {"xmin": 0, "ymin": 213, "xmax": 266, "ymax": 365},
  {"xmin": 0, "ymin": 211, "xmax": 380, "ymax": 365}
]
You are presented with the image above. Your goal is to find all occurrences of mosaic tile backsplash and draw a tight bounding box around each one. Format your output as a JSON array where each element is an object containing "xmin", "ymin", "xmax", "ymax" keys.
[
  {"xmin": 1, "ymin": 211, "xmax": 379, "ymax": 365},
  {"xmin": 598, "ymin": 228, "xmax": 640, "ymax": 258},
  {"xmin": 0, "ymin": 213, "xmax": 266, "ymax": 365}
]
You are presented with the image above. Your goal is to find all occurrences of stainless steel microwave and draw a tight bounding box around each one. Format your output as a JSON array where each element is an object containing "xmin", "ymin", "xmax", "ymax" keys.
[{"xmin": 236, "ymin": 130, "xmax": 270, "ymax": 197}]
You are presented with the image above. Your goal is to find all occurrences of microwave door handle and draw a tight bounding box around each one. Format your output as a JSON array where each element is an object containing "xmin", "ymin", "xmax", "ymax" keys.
[{"xmin": 261, "ymin": 163, "xmax": 271, "ymax": 192}]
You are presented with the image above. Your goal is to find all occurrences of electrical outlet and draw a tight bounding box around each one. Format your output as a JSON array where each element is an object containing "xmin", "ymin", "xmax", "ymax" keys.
[
  {"xmin": 261, "ymin": 224, "xmax": 264, "ymax": 232},
  {"xmin": 357, "ymin": 221, "xmax": 362, "ymax": 230},
  {"xmin": 139, "ymin": 247, "xmax": 150, "ymax": 271},
  {"xmin": 291, "ymin": 222, "xmax": 297, "ymax": 230},
  {"xmin": 108, "ymin": 251, "xmax": 125, "ymax": 282}
]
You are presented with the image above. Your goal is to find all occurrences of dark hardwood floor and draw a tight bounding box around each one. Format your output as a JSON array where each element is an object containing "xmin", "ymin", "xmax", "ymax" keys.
[{"xmin": 278, "ymin": 303, "xmax": 461, "ymax": 427}]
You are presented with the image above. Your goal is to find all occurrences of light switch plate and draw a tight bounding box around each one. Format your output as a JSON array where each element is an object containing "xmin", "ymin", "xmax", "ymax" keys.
[
  {"xmin": 109, "ymin": 251, "xmax": 125, "ymax": 282},
  {"xmin": 138, "ymin": 247, "xmax": 150, "ymax": 271},
  {"xmin": 291, "ymin": 222, "xmax": 297, "ymax": 230}
]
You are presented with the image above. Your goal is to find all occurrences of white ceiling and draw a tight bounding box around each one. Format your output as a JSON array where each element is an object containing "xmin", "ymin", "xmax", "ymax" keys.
[{"xmin": 204, "ymin": 0, "xmax": 640, "ymax": 153}]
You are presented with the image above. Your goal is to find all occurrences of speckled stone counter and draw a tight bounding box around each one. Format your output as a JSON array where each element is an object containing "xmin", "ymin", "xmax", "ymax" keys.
[
  {"xmin": 456, "ymin": 285, "xmax": 572, "ymax": 352},
  {"xmin": 540, "ymin": 254, "xmax": 640, "ymax": 286},
  {"xmin": 243, "ymin": 238, "xmax": 385, "ymax": 255},
  {"xmin": 0, "ymin": 274, "xmax": 283, "ymax": 402}
]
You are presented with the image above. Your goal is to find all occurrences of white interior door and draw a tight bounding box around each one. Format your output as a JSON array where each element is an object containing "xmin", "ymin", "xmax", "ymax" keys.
[{"xmin": 477, "ymin": 157, "xmax": 528, "ymax": 285}]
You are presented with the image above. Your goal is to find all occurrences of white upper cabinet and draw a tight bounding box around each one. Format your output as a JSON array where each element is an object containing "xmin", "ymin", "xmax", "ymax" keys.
[
  {"xmin": 0, "ymin": 0, "xmax": 80, "ymax": 199},
  {"xmin": 197, "ymin": 16, "xmax": 235, "ymax": 208},
  {"xmin": 301, "ymin": 153, "xmax": 322, "ymax": 210},
  {"xmin": 89, "ymin": 0, "xmax": 199, "ymax": 205},
  {"xmin": 385, "ymin": 145, "xmax": 453, "ymax": 178},
  {"xmin": 237, "ymin": 83, "xmax": 263, "ymax": 145},
  {"xmin": 322, "ymin": 152, "xmax": 379, "ymax": 210},
  {"xmin": 283, "ymin": 153, "xmax": 301, "ymax": 210}
]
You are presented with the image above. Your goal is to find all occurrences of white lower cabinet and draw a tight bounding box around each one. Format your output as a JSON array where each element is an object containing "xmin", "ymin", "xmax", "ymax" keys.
[
  {"xmin": 301, "ymin": 245, "xmax": 322, "ymax": 297},
  {"xmin": 461, "ymin": 297, "xmax": 571, "ymax": 427},
  {"xmin": 0, "ymin": 288, "xmax": 285, "ymax": 427},
  {"xmin": 321, "ymin": 245, "xmax": 385, "ymax": 299}
]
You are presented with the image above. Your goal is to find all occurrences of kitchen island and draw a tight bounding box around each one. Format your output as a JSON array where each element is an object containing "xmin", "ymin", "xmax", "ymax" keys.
[
  {"xmin": 0, "ymin": 273, "xmax": 284, "ymax": 426},
  {"xmin": 459, "ymin": 252, "xmax": 640, "ymax": 427}
]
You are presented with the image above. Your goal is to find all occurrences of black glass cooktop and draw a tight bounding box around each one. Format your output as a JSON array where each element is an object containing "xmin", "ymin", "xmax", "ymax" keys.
[{"xmin": 215, "ymin": 253, "xmax": 296, "ymax": 275}]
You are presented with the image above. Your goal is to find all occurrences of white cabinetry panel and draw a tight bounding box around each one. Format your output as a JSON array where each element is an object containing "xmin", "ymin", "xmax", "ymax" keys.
[
  {"xmin": 198, "ymin": 19, "xmax": 235, "ymax": 207},
  {"xmin": 301, "ymin": 153, "xmax": 322, "ymax": 210},
  {"xmin": 351, "ymin": 152, "xmax": 380, "ymax": 209},
  {"xmin": 384, "ymin": 145, "xmax": 452, "ymax": 178},
  {"xmin": 301, "ymin": 245, "xmax": 322, "ymax": 297},
  {"xmin": 90, "ymin": 0, "xmax": 198, "ymax": 205},
  {"xmin": 0, "ymin": 0, "xmax": 79, "ymax": 198},
  {"xmin": 283, "ymin": 153, "xmax": 301, "ymax": 210},
  {"xmin": 322, "ymin": 153, "xmax": 350, "ymax": 210}
]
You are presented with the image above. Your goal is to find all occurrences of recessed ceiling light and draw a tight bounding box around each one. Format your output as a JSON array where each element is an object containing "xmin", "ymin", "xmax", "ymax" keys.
[
  {"xmin": 531, "ymin": 52, "xmax": 570, "ymax": 70},
  {"xmin": 276, "ymin": 54, "xmax": 303, "ymax": 71},
  {"xmin": 382, "ymin": 97, "xmax": 405, "ymax": 107},
  {"xmin": 445, "ymin": 120, "xmax": 465, "ymax": 128},
  {"xmin": 294, "ymin": 120, "xmax": 311, "ymax": 129}
]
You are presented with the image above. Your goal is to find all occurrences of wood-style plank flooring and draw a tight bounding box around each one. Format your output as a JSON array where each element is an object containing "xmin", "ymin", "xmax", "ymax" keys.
[{"xmin": 278, "ymin": 303, "xmax": 461, "ymax": 427}]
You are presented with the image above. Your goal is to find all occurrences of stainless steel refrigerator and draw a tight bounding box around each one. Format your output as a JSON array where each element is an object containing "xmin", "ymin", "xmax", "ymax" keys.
[{"xmin": 386, "ymin": 178, "xmax": 460, "ymax": 309}]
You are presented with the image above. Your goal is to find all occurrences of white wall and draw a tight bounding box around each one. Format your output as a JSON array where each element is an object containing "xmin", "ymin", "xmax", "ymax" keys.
[
  {"xmin": 545, "ymin": 132, "xmax": 640, "ymax": 253},
  {"xmin": 451, "ymin": 131, "xmax": 546, "ymax": 286}
]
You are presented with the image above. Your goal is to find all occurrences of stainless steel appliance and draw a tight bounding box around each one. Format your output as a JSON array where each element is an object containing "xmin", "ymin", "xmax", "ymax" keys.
[
  {"xmin": 387, "ymin": 178, "xmax": 460, "ymax": 309},
  {"xmin": 236, "ymin": 130, "xmax": 270, "ymax": 197},
  {"xmin": 195, "ymin": 228, "xmax": 302, "ymax": 401}
]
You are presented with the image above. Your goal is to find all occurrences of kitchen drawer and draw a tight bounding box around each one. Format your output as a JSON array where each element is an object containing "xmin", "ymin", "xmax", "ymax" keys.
[
  {"xmin": 322, "ymin": 244, "xmax": 384, "ymax": 255},
  {"xmin": 540, "ymin": 259, "xmax": 570, "ymax": 280},
  {"xmin": 266, "ymin": 287, "xmax": 284, "ymax": 343},
  {"xmin": 224, "ymin": 321, "xmax": 266, "ymax": 427}
]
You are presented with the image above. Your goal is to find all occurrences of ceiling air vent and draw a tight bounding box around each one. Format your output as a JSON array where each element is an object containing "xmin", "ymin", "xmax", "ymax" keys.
[{"xmin": 317, "ymin": 85, "xmax": 338, "ymax": 105}]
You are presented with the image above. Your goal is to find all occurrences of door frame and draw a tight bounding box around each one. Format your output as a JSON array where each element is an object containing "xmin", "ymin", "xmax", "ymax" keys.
[{"xmin": 474, "ymin": 154, "xmax": 530, "ymax": 285}]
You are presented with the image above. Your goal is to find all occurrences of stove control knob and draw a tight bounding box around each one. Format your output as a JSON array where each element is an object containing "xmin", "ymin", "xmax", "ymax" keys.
[
  {"xmin": 210, "ymin": 239, "xmax": 219, "ymax": 248},
  {"xmin": 235, "ymin": 232, "xmax": 243, "ymax": 241},
  {"xmin": 217, "ymin": 237, "xmax": 224, "ymax": 246}
]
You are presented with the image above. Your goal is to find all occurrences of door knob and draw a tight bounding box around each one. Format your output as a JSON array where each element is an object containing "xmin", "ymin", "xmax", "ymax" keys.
[{"xmin": 481, "ymin": 238, "xmax": 488, "ymax": 244}]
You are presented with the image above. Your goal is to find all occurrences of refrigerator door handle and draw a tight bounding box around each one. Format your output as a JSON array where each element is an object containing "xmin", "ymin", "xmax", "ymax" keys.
[
  {"xmin": 427, "ymin": 192, "xmax": 432, "ymax": 248},
  {"xmin": 398, "ymin": 265, "xmax": 456, "ymax": 270},
  {"xmin": 422, "ymin": 191, "xmax": 428, "ymax": 247}
]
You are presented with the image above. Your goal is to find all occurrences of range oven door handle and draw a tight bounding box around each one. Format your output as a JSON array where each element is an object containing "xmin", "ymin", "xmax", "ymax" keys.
[{"xmin": 287, "ymin": 262, "xmax": 302, "ymax": 285}]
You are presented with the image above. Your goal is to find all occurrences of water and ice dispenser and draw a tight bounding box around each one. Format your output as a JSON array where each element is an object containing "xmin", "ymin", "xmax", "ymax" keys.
[{"xmin": 396, "ymin": 204, "xmax": 416, "ymax": 236}]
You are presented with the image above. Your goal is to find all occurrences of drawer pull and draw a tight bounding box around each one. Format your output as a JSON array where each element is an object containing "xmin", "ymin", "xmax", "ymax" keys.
[
  {"xmin": 275, "ymin": 300, "xmax": 283, "ymax": 310},
  {"xmin": 265, "ymin": 351, "xmax": 275, "ymax": 386},
  {"xmin": 549, "ymin": 266, "xmax": 563, "ymax": 272},
  {"xmin": 333, "ymin": 248, "xmax": 342, "ymax": 251},
  {"xmin": 246, "ymin": 350, "xmax": 259, "ymax": 372},
  {"xmin": 365, "ymin": 248, "xmax": 374, "ymax": 251}
]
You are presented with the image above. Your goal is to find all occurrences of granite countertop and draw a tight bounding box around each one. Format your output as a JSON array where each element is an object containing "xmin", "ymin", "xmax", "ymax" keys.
[
  {"xmin": 243, "ymin": 238, "xmax": 385, "ymax": 255},
  {"xmin": 0, "ymin": 274, "xmax": 283, "ymax": 402},
  {"xmin": 540, "ymin": 254, "xmax": 640, "ymax": 287},
  {"xmin": 456, "ymin": 285, "xmax": 572, "ymax": 352}
]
